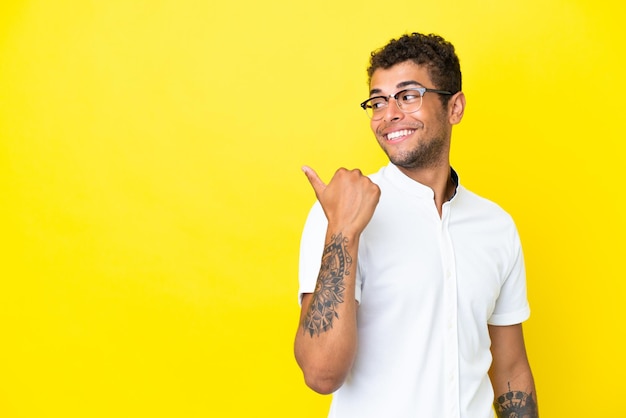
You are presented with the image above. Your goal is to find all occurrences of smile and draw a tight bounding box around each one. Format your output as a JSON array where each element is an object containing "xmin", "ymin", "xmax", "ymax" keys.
[{"xmin": 386, "ymin": 129, "xmax": 415, "ymax": 141}]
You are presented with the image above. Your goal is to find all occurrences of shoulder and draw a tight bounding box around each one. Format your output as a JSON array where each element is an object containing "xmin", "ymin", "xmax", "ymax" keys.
[
  {"xmin": 302, "ymin": 200, "xmax": 326, "ymax": 230},
  {"xmin": 452, "ymin": 187, "xmax": 521, "ymax": 244},
  {"xmin": 366, "ymin": 165, "xmax": 386, "ymax": 184},
  {"xmin": 455, "ymin": 186, "xmax": 514, "ymax": 221}
]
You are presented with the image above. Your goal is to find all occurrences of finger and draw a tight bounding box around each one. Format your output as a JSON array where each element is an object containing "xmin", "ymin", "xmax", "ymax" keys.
[{"xmin": 302, "ymin": 165, "xmax": 326, "ymax": 198}]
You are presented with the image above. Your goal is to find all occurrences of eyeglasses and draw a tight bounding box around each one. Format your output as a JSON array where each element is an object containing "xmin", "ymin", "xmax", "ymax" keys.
[{"xmin": 360, "ymin": 87, "xmax": 453, "ymax": 120}]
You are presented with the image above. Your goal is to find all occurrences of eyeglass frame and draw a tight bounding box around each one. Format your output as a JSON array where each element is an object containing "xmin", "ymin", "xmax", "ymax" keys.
[{"xmin": 360, "ymin": 87, "xmax": 454, "ymax": 120}]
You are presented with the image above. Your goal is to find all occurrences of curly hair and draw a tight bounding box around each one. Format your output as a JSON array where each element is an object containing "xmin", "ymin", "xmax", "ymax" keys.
[{"xmin": 367, "ymin": 33, "xmax": 462, "ymax": 106}]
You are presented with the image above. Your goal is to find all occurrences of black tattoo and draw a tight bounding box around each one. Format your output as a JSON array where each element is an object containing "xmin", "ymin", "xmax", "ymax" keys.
[
  {"xmin": 302, "ymin": 233, "xmax": 352, "ymax": 337},
  {"xmin": 494, "ymin": 382, "xmax": 538, "ymax": 418}
]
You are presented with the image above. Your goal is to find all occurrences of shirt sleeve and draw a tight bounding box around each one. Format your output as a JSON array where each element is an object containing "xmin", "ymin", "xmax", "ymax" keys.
[
  {"xmin": 298, "ymin": 202, "xmax": 326, "ymax": 305},
  {"xmin": 488, "ymin": 225, "xmax": 531, "ymax": 326}
]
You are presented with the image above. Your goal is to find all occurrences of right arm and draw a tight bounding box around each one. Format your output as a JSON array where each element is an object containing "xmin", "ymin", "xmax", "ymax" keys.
[{"xmin": 294, "ymin": 166, "xmax": 380, "ymax": 394}]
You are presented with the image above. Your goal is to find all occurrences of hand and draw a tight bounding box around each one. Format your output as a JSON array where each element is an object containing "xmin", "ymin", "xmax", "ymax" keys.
[{"xmin": 302, "ymin": 165, "xmax": 380, "ymax": 236}]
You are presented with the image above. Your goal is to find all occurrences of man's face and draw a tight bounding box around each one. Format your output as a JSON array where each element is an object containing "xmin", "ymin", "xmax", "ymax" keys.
[{"xmin": 368, "ymin": 60, "xmax": 453, "ymax": 171}]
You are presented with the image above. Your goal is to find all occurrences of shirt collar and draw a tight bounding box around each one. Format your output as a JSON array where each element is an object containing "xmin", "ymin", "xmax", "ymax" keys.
[{"xmin": 382, "ymin": 162, "xmax": 460, "ymax": 200}]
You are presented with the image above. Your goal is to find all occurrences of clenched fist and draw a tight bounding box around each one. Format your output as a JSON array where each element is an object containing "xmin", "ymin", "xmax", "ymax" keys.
[{"xmin": 302, "ymin": 166, "xmax": 381, "ymax": 237}]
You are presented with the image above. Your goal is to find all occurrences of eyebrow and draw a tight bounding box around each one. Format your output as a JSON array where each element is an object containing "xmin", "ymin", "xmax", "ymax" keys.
[{"xmin": 369, "ymin": 80, "xmax": 423, "ymax": 96}]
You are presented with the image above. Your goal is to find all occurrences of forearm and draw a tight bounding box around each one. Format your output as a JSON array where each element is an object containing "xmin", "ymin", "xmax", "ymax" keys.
[
  {"xmin": 489, "ymin": 324, "xmax": 539, "ymax": 417},
  {"xmin": 294, "ymin": 230, "xmax": 359, "ymax": 394},
  {"xmin": 491, "ymin": 369, "xmax": 538, "ymax": 418},
  {"xmin": 295, "ymin": 166, "xmax": 380, "ymax": 394}
]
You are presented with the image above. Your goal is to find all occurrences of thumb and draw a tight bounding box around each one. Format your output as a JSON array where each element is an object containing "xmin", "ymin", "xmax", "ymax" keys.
[{"xmin": 302, "ymin": 165, "xmax": 326, "ymax": 198}]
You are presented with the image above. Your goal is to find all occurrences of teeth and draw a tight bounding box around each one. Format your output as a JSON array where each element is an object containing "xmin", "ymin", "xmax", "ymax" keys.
[{"xmin": 386, "ymin": 129, "xmax": 414, "ymax": 140}]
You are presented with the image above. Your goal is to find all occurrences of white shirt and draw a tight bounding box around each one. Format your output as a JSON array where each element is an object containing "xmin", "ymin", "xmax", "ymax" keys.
[{"xmin": 298, "ymin": 163, "xmax": 530, "ymax": 418}]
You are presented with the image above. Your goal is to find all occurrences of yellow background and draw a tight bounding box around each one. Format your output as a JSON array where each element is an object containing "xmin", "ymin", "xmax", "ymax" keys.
[{"xmin": 1, "ymin": 1, "xmax": 623, "ymax": 417}]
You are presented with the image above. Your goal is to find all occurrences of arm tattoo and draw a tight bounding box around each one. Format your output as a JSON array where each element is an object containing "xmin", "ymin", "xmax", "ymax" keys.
[
  {"xmin": 302, "ymin": 233, "xmax": 352, "ymax": 337},
  {"xmin": 494, "ymin": 382, "xmax": 538, "ymax": 418}
]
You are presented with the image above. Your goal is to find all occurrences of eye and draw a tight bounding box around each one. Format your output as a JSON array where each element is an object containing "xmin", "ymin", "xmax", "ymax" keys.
[
  {"xmin": 368, "ymin": 97, "xmax": 388, "ymax": 110},
  {"xmin": 398, "ymin": 90, "xmax": 420, "ymax": 104}
]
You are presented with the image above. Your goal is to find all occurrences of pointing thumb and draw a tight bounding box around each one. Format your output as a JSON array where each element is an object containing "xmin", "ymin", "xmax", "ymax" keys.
[{"xmin": 302, "ymin": 165, "xmax": 326, "ymax": 198}]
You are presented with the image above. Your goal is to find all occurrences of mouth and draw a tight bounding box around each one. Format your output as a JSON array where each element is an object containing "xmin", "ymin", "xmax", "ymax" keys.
[{"xmin": 385, "ymin": 129, "xmax": 415, "ymax": 142}]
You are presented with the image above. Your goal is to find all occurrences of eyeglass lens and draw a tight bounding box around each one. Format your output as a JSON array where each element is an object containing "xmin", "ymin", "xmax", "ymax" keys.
[{"xmin": 364, "ymin": 89, "xmax": 423, "ymax": 120}]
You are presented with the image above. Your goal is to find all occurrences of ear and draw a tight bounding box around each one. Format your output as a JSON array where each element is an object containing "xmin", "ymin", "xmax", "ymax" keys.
[{"xmin": 448, "ymin": 91, "xmax": 465, "ymax": 125}]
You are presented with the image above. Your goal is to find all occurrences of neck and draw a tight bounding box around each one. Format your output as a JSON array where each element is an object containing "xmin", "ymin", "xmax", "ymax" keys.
[{"xmin": 397, "ymin": 164, "xmax": 455, "ymax": 217}]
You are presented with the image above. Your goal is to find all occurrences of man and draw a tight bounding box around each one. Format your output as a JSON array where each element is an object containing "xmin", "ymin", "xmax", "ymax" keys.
[{"xmin": 294, "ymin": 32, "xmax": 538, "ymax": 418}]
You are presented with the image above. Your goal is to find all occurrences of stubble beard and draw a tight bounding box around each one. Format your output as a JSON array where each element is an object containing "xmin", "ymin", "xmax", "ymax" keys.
[
  {"xmin": 384, "ymin": 134, "xmax": 447, "ymax": 170},
  {"xmin": 378, "ymin": 110, "xmax": 451, "ymax": 170}
]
